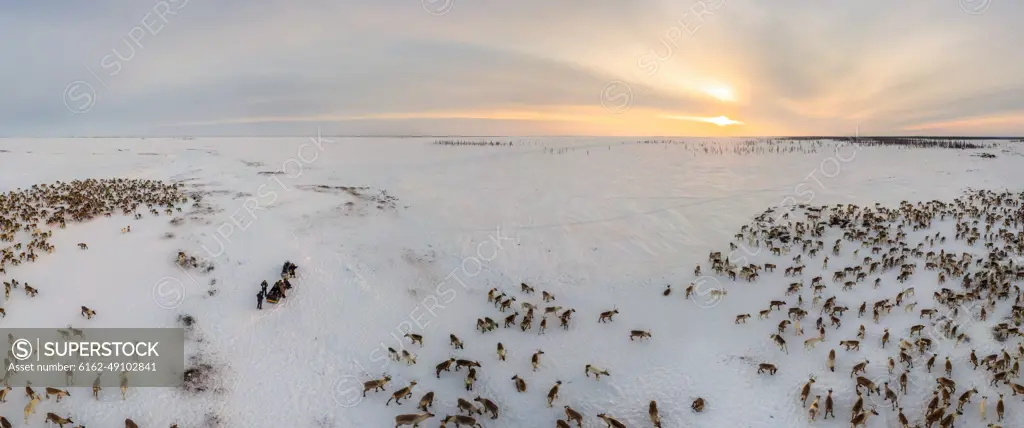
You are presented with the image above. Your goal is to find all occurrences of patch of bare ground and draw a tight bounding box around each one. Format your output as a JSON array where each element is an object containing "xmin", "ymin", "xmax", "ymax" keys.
[
  {"xmin": 299, "ymin": 185, "xmax": 404, "ymax": 215},
  {"xmin": 257, "ymin": 170, "xmax": 285, "ymax": 176},
  {"xmin": 240, "ymin": 160, "xmax": 264, "ymax": 167}
]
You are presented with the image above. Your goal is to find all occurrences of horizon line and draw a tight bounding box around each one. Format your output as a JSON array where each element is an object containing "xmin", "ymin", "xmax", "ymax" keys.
[{"xmin": 1, "ymin": 135, "xmax": 1022, "ymax": 140}]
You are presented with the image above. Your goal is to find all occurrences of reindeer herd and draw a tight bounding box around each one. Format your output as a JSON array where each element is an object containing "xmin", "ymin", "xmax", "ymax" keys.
[
  {"xmin": 362, "ymin": 280, "xmax": 702, "ymax": 428},
  {"xmin": 0, "ymin": 178, "xmax": 192, "ymax": 427},
  {"xmin": 682, "ymin": 190, "xmax": 1024, "ymax": 428}
]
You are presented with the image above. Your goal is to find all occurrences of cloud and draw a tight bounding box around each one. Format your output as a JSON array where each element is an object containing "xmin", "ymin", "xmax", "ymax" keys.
[{"xmin": 2, "ymin": 0, "xmax": 1023, "ymax": 136}]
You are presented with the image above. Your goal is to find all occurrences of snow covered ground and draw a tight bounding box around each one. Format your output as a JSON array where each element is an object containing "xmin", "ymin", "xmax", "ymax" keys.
[{"xmin": 0, "ymin": 136, "xmax": 1022, "ymax": 427}]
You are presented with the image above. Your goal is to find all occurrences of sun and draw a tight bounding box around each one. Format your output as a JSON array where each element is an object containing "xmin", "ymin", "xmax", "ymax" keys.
[
  {"xmin": 702, "ymin": 86, "xmax": 736, "ymax": 102},
  {"xmin": 705, "ymin": 115, "xmax": 743, "ymax": 126}
]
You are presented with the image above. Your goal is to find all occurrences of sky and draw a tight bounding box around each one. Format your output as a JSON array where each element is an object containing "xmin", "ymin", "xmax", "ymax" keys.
[{"xmin": 2, "ymin": 0, "xmax": 1023, "ymax": 137}]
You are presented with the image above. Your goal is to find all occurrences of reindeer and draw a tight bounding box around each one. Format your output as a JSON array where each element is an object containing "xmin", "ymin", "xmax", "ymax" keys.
[
  {"xmin": 808, "ymin": 395, "xmax": 820, "ymax": 421},
  {"xmin": 401, "ymin": 349, "xmax": 417, "ymax": 365},
  {"xmin": 44, "ymin": 387, "xmax": 69, "ymax": 402},
  {"xmin": 24, "ymin": 284, "xmax": 37, "ymax": 297},
  {"xmin": 521, "ymin": 282, "xmax": 535, "ymax": 294},
  {"xmin": 630, "ymin": 330, "xmax": 652, "ymax": 341},
  {"xmin": 564, "ymin": 406, "xmax": 584, "ymax": 427},
  {"xmin": 547, "ymin": 381, "xmax": 562, "ymax": 407},
  {"xmin": 394, "ymin": 412, "xmax": 434, "ymax": 427},
  {"xmin": 855, "ymin": 376, "xmax": 880, "ymax": 395},
  {"xmin": 736, "ymin": 313, "xmax": 751, "ymax": 323},
  {"xmin": 455, "ymin": 359, "xmax": 481, "ymax": 372},
  {"xmin": 800, "ymin": 376, "xmax": 816, "ymax": 404},
  {"xmin": 436, "ymin": 359, "xmax": 455, "ymax": 378},
  {"xmin": 692, "ymin": 397, "xmax": 706, "ymax": 412},
  {"xmin": 884, "ymin": 382, "xmax": 899, "ymax": 410},
  {"xmin": 417, "ymin": 391, "xmax": 434, "ymax": 411},
  {"xmin": 404, "ymin": 333, "xmax": 423, "ymax": 346},
  {"xmin": 850, "ymin": 408, "xmax": 879, "ymax": 428},
  {"xmin": 805, "ymin": 334, "xmax": 825, "ymax": 350},
  {"xmin": 649, "ymin": 400, "xmax": 662, "ymax": 427},
  {"xmin": 758, "ymin": 363, "xmax": 778, "ymax": 375},
  {"xmin": 597, "ymin": 413, "xmax": 627, "ymax": 428},
  {"xmin": 362, "ymin": 374, "xmax": 392, "ymax": 396},
  {"xmin": 0, "ymin": 416, "xmax": 9, "ymax": 428},
  {"xmin": 92, "ymin": 373, "xmax": 101, "ymax": 399},
  {"xmin": 386, "ymin": 381, "xmax": 417, "ymax": 405},
  {"xmin": 23, "ymin": 393, "xmax": 40, "ymax": 424},
  {"xmin": 442, "ymin": 415, "xmax": 482, "ymax": 428},
  {"xmin": 511, "ymin": 375, "xmax": 527, "ymax": 392},
  {"xmin": 496, "ymin": 343, "xmax": 506, "ymax": 361},
  {"xmin": 125, "ymin": 419, "xmax": 139, "ymax": 428},
  {"xmin": 504, "ymin": 312, "xmax": 518, "ymax": 328},
  {"xmin": 77, "ymin": 243, "xmax": 88, "ymax": 250},
  {"xmin": 465, "ymin": 367, "xmax": 477, "ymax": 391},
  {"xmin": 958, "ymin": 387, "xmax": 979, "ymax": 412},
  {"xmin": 44, "ymin": 413, "xmax": 73, "ymax": 427},
  {"xmin": 771, "ymin": 334, "xmax": 788, "ymax": 353},
  {"xmin": 450, "ymin": 334, "xmax": 464, "ymax": 349},
  {"xmin": 456, "ymin": 398, "xmax": 482, "ymax": 415},
  {"xmin": 850, "ymin": 360, "xmax": 869, "ymax": 378},
  {"xmin": 598, "ymin": 309, "xmax": 619, "ymax": 323},
  {"xmin": 543, "ymin": 290, "xmax": 555, "ymax": 302},
  {"xmin": 474, "ymin": 396, "xmax": 499, "ymax": 419},
  {"xmin": 0, "ymin": 385, "xmax": 8, "ymax": 403},
  {"xmin": 532, "ymin": 350, "xmax": 544, "ymax": 371},
  {"xmin": 585, "ymin": 364, "xmax": 610, "ymax": 380}
]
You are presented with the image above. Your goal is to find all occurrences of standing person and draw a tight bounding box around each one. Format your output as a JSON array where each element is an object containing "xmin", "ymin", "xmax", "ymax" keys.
[
  {"xmin": 260, "ymin": 280, "xmax": 268, "ymax": 296},
  {"xmin": 256, "ymin": 290, "xmax": 264, "ymax": 310}
]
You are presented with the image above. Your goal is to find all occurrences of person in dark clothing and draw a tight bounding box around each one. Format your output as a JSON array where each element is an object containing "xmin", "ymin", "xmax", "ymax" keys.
[
  {"xmin": 260, "ymin": 280, "xmax": 268, "ymax": 296},
  {"xmin": 256, "ymin": 291, "xmax": 264, "ymax": 310},
  {"xmin": 283, "ymin": 277, "xmax": 292, "ymax": 290}
]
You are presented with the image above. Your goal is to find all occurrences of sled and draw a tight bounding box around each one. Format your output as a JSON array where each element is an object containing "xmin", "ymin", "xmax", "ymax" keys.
[{"xmin": 265, "ymin": 297, "xmax": 280, "ymax": 304}]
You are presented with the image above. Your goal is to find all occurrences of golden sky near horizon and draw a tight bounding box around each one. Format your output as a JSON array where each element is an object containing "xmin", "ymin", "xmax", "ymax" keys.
[{"xmin": 4, "ymin": 0, "xmax": 1023, "ymax": 136}]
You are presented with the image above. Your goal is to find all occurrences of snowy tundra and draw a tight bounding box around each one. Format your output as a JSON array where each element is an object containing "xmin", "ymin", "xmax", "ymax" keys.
[{"xmin": 0, "ymin": 136, "xmax": 1021, "ymax": 427}]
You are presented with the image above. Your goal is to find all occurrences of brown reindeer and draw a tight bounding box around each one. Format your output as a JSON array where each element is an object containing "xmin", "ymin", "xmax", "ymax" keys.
[
  {"xmin": 649, "ymin": 400, "xmax": 662, "ymax": 427},
  {"xmin": 850, "ymin": 408, "xmax": 879, "ymax": 428},
  {"xmin": 44, "ymin": 413, "xmax": 73, "ymax": 427},
  {"xmin": 630, "ymin": 330, "xmax": 652, "ymax": 340},
  {"xmin": 511, "ymin": 375, "xmax": 527, "ymax": 392},
  {"xmin": 125, "ymin": 419, "xmax": 139, "ymax": 428},
  {"xmin": 417, "ymin": 391, "xmax": 434, "ymax": 411},
  {"xmin": 598, "ymin": 309, "xmax": 619, "ymax": 323},
  {"xmin": 386, "ymin": 381, "xmax": 417, "ymax": 406},
  {"xmin": 443, "ymin": 414, "xmax": 482, "ymax": 428},
  {"xmin": 597, "ymin": 413, "xmax": 627, "ymax": 428},
  {"xmin": 474, "ymin": 396, "xmax": 499, "ymax": 419},
  {"xmin": 81, "ymin": 306, "xmax": 96, "ymax": 319},
  {"xmin": 394, "ymin": 412, "xmax": 434, "ymax": 427},
  {"xmin": 547, "ymin": 381, "xmax": 562, "ymax": 407},
  {"xmin": 44, "ymin": 387, "xmax": 70, "ymax": 402},
  {"xmin": 561, "ymin": 406, "xmax": 583, "ymax": 427},
  {"xmin": 362, "ymin": 374, "xmax": 392, "ymax": 396},
  {"xmin": 404, "ymin": 333, "xmax": 423, "ymax": 346}
]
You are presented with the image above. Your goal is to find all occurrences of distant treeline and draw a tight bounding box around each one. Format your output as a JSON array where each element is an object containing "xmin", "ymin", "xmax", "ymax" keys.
[{"xmin": 432, "ymin": 140, "xmax": 514, "ymax": 146}]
